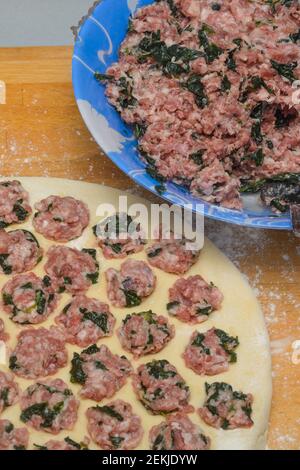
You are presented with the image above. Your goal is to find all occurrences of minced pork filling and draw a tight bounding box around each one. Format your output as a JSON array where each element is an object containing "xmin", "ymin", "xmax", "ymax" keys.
[{"xmin": 97, "ymin": 0, "xmax": 300, "ymax": 211}]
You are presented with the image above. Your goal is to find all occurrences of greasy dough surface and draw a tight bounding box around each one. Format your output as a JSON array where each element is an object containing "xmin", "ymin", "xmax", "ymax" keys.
[{"xmin": 0, "ymin": 177, "xmax": 272, "ymax": 450}]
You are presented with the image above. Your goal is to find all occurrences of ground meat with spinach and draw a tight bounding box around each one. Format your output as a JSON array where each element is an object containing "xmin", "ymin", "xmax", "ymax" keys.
[
  {"xmin": 2, "ymin": 272, "xmax": 58, "ymax": 325},
  {"xmin": 93, "ymin": 212, "xmax": 146, "ymax": 259},
  {"xmin": 133, "ymin": 359, "xmax": 193, "ymax": 415},
  {"xmin": 86, "ymin": 400, "xmax": 143, "ymax": 450},
  {"xmin": 117, "ymin": 310, "xmax": 175, "ymax": 358},
  {"xmin": 167, "ymin": 275, "xmax": 223, "ymax": 323},
  {"xmin": 105, "ymin": 259, "xmax": 156, "ymax": 308},
  {"xmin": 55, "ymin": 295, "xmax": 115, "ymax": 347},
  {"xmin": 9, "ymin": 326, "xmax": 68, "ymax": 380},
  {"xmin": 198, "ymin": 382, "xmax": 254, "ymax": 429},
  {"xmin": 183, "ymin": 327, "xmax": 239, "ymax": 375},
  {"xmin": 44, "ymin": 246, "xmax": 99, "ymax": 294},
  {"xmin": 98, "ymin": 0, "xmax": 300, "ymax": 210},
  {"xmin": 70, "ymin": 344, "xmax": 132, "ymax": 402},
  {"xmin": 0, "ymin": 229, "xmax": 43, "ymax": 275},
  {"xmin": 146, "ymin": 228, "xmax": 200, "ymax": 274},
  {"xmin": 0, "ymin": 180, "xmax": 31, "ymax": 228},
  {"xmin": 0, "ymin": 371, "xmax": 20, "ymax": 415},
  {"xmin": 33, "ymin": 195, "xmax": 90, "ymax": 242},
  {"xmin": 20, "ymin": 379, "xmax": 79, "ymax": 434},
  {"xmin": 0, "ymin": 419, "xmax": 29, "ymax": 450},
  {"xmin": 34, "ymin": 436, "xmax": 89, "ymax": 451},
  {"xmin": 150, "ymin": 412, "xmax": 210, "ymax": 450}
]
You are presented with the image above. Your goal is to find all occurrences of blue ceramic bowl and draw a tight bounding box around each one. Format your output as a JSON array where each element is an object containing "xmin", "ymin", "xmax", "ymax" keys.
[{"xmin": 72, "ymin": 0, "xmax": 292, "ymax": 230}]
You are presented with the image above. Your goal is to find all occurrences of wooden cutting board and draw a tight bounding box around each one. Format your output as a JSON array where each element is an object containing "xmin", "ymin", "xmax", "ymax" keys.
[{"xmin": 0, "ymin": 45, "xmax": 299, "ymax": 449}]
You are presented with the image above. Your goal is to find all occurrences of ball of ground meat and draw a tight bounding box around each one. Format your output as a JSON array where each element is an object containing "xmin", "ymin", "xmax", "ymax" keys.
[
  {"xmin": 9, "ymin": 326, "xmax": 68, "ymax": 379},
  {"xmin": 133, "ymin": 359, "xmax": 193, "ymax": 415},
  {"xmin": 33, "ymin": 195, "xmax": 90, "ymax": 242},
  {"xmin": 20, "ymin": 379, "xmax": 79, "ymax": 434},
  {"xmin": 0, "ymin": 229, "xmax": 43, "ymax": 275},
  {"xmin": 55, "ymin": 295, "xmax": 116, "ymax": 347},
  {"xmin": 146, "ymin": 229, "xmax": 201, "ymax": 274},
  {"xmin": 198, "ymin": 382, "xmax": 254, "ymax": 430},
  {"xmin": 149, "ymin": 412, "xmax": 211, "ymax": 450},
  {"xmin": 117, "ymin": 310, "xmax": 175, "ymax": 358},
  {"xmin": 86, "ymin": 400, "xmax": 143, "ymax": 450},
  {"xmin": 44, "ymin": 246, "xmax": 99, "ymax": 294},
  {"xmin": 0, "ymin": 180, "xmax": 32, "ymax": 228},
  {"xmin": 0, "ymin": 371, "xmax": 20, "ymax": 414},
  {"xmin": 167, "ymin": 275, "xmax": 223, "ymax": 323},
  {"xmin": 93, "ymin": 212, "xmax": 146, "ymax": 259},
  {"xmin": 34, "ymin": 437, "xmax": 89, "ymax": 451},
  {"xmin": 0, "ymin": 419, "xmax": 29, "ymax": 450},
  {"xmin": 183, "ymin": 328, "xmax": 239, "ymax": 376},
  {"xmin": 70, "ymin": 344, "xmax": 132, "ymax": 402},
  {"xmin": 106, "ymin": 259, "xmax": 156, "ymax": 308},
  {"xmin": 2, "ymin": 272, "xmax": 58, "ymax": 325}
]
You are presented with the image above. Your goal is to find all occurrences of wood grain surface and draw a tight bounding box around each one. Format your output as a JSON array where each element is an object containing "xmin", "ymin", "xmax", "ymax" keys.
[{"xmin": 0, "ymin": 46, "xmax": 299, "ymax": 449}]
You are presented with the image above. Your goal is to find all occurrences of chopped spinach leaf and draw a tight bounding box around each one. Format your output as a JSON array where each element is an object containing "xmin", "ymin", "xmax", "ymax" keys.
[
  {"xmin": 86, "ymin": 271, "xmax": 99, "ymax": 285},
  {"xmin": 191, "ymin": 332, "xmax": 211, "ymax": 354},
  {"xmin": 152, "ymin": 433, "xmax": 166, "ymax": 450},
  {"xmin": 250, "ymin": 101, "xmax": 265, "ymax": 120},
  {"xmin": 109, "ymin": 435, "xmax": 124, "ymax": 449},
  {"xmin": 110, "ymin": 243, "xmax": 123, "ymax": 254},
  {"xmin": 82, "ymin": 344, "xmax": 100, "ymax": 355},
  {"xmin": 198, "ymin": 25, "xmax": 223, "ymax": 63},
  {"xmin": 117, "ymin": 76, "xmax": 137, "ymax": 109},
  {"xmin": 146, "ymin": 360, "xmax": 177, "ymax": 379},
  {"xmin": 42, "ymin": 275, "xmax": 51, "ymax": 287},
  {"xmin": 0, "ymin": 254, "xmax": 12, "ymax": 275},
  {"xmin": 94, "ymin": 360, "xmax": 108, "ymax": 370},
  {"xmin": 94, "ymin": 405, "xmax": 124, "ymax": 421},
  {"xmin": 190, "ymin": 149, "xmax": 206, "ymax": 165},
  {"xmin": 214, "ymin": 328, "xmax": 239, "ymax": 362},
  {"xmin": 196, "ymin": 304, "xmax": 213, "ymax": 316},
  {"xmin": 245, "ymin": 148, "xmax": 264, "ymax": 167},
  {"xmin": 13, "ymin": 202, "xmax": 28, "ymax": 222},
  {"xmin": 134, "ymin": 123, "xmax": 147, "ymax": 138},
  {"xmin": 35, "ymin": 290, "xmax": 47, "ymax": 315},
  {"xmin": 70, "ymin": 353, "xmax": 87, "ymax": 385},
  {"xmin": 64, "ymin": 437, "xmax": 82, "ymax": 450},
  {"xmin": 270, "ymin": 59, "xmax": 298, "ymax": 83},
  {"xmin": 274, "ymin": 105, "xmax": 297, "ymax": 128},
  {"xmin": 270, "ymin": 198, "xmax": 287, "ymax": 212},
  {"xmin": 80, "ymin": 307, "xmax": 108, "ymax": 333},
  {"xmin": 5, "ymin": 422, "xmax": 14, "ymax": 433},
  {"xmin": 0, "ymin": 220, "xmax": 9, "ymax": 229},
  {"xmin": 20, "ymin": 401, "xmax": 65, "ymax": 428},
  {"xmin": 9, "ymin": 355, "xmax": 20, "ymax": 371},
  {"xmin": 166, "ymin": 300, "xmax": 180, "ymax": 310},
  {"xmin": 95, "ymin": 72, "xmax": 114, "ymax": 83},
  {"xmin": 290, "ymin": 29, "xmax": 300, "ymax": 43},
  {"xmin": 137, "ymin": 31, "xmax": 202, "ymax": 75},
  {"xmin": 0, "ymin": 387, "xmax": 10, "ymax": 407},
  {"xmin": 250, "ymin": 76, "xmax": 274, "ymax": 95},
  {"xmin": 182, "ymin": 74, "xmax": 209, "ymax": 108},
  {"xmin": 146, "ymin": 164, "xmax": 166, "ymax": 183},
  {"xmin": 225, "ymin": 48, "xmax": 237, "ymax": 71},
  {"xmin": 251, "ymin": 121, "xmax": 263, "ymax": 145},
  {"xmin": 220, "ymin": 74, "xmax": 231, "ymax": 93},
  {"xmin": 155, "ymin": 184, "xmax": 166, "ymax": 195},
  {"xmin": 2, "ymin": 292, "xmax": 13, "ymax": 305},
  {"xmin": 147, "ymin": 247, "xmax": 162, "ymax": 258},
  {"xmin": 122, "ymin": 289, "xmax": 141, "ymax": 307}
]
